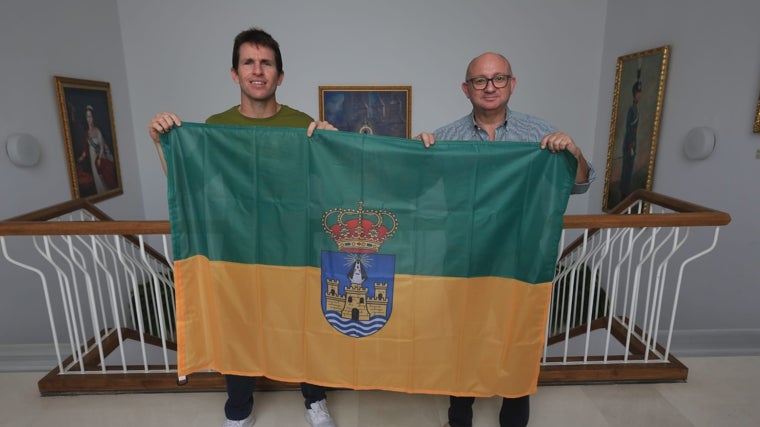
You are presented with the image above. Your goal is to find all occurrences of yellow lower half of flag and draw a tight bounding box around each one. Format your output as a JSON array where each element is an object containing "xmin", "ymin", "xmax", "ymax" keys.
[{"xmin": 175, "ymin": 256, "xmax": 552, "ymax": 398}]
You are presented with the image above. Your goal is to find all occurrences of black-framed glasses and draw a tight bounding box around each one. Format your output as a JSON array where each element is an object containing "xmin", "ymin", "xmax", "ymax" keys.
[{"xmin": 467, "ymin": 74, "xmax": 512, "ymax": 90}]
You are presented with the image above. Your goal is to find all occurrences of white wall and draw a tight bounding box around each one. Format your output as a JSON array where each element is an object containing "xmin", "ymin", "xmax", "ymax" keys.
[
  {"xmin": 1, "ymin": 0, "xmax": 758, "ymax": 355},
  {"xmin": 0, "ymin": 0, "xmax": 144, "ymax": 219},
  {"xmin": 590, "ymin": 0, "xmax": 760, "ymax": 352},
  {"xmin": 0, "ymin": 0, "xmax": 144, "ymax": 344}
]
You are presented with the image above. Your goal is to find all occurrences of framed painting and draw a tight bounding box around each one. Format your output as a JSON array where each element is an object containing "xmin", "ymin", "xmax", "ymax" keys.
[
  {"xmin": 754, "ymin": 93, "xmax": 760, "ymax": 133},
  {"xmin": 602, "ymin": 45, "xmax": 670, "ymax": 212},
  {"xmin": 319, "ymin": 86, "xmax": 411, "ymax": 138},
  {"xmin": 54, "ymin": 76, "xmax": 122, "ymax": 202}
]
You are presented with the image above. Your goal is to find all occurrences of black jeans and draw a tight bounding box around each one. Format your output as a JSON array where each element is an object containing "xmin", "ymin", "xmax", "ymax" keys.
[
  {"xmin": 448, "ymin": 395, "xmax": 529, "ymax": 427},
  {"xmin": 224, "ymin": 375, "xmax": 327, "ymax": 420}
]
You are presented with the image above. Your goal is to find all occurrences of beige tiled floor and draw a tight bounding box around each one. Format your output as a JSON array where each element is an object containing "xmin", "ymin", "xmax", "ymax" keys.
[{"xmin": 1, "ymin": 356, "xmax": 759, "ymax": 426}]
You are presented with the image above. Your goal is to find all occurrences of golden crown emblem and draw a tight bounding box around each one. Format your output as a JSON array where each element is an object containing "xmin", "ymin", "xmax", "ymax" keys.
[{"xmin": 322, "ymin": 201, "xmax": 398, "ymax": 253}]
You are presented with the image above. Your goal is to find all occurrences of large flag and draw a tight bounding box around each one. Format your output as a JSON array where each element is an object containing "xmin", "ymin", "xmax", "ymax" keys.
[{"xmin": 162, "ymin": 123, "xmax": 576, "ymax": 398}]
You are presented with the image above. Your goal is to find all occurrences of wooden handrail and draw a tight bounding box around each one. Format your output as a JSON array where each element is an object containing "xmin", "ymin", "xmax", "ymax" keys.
[
  {"xmin": 5, "ymin": 199, "xmax": 112, "ymax": 222},
  {"xmin": 563, "ymin": 211, "xmax": 730, "ymax": 229},
  {"xmin": 0, "ymin": 221, "xmax": 170, "ymax": 236},
  {"xmin": 563, "ymin": 189, "xmax": 731, "ymax": 229},
  {"xmin": 2, "ymin": 200, "xmax": 170, "ymax": 265},
  {"xmin": 0, "ymin": 190, "xmax": 730, "ymax": 238},
  {"xmin": 560, "ymin": 189, "xmax": 730, "ymax": 258}
]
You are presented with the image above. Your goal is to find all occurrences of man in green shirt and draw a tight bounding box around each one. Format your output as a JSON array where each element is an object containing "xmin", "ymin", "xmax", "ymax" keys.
[{"xmin": 148, "ymin": 27, "xmax": 337, "ymax": 427}]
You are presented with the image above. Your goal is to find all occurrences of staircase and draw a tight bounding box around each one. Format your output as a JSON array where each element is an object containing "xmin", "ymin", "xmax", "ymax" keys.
[{"xmin": 0, "ymin": 190, "xmax": 731, "ymax": 395}]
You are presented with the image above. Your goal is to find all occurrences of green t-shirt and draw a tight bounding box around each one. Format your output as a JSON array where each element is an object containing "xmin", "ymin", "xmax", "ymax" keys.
[{"xmin": 205, "ymin": 105, "xmax": 313, "ymax": 128}]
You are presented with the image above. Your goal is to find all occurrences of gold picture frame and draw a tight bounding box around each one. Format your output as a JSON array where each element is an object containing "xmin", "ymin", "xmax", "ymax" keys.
[
  {"xmin": 602, "ymin": 45, "xmax": 670, "ymax": 212},
  {"xmin": 319, "ymin": 86, "xmax": 412, "ymax": 138},
  {"xmin": 54, "ymin": 76, "xmax": 123, "ymax": 202},
  {"xmin": 754, "ymin": 94, "xmax": 760, "ymax": 133}
]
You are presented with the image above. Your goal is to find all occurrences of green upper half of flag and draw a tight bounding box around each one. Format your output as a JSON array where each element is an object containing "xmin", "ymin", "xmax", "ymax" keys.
[{"xmin": 162, "ymin": 123, "xmax": 576, "ymax": 283}]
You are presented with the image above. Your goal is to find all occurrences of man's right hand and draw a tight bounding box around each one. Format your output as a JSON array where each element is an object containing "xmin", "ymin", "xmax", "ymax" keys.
[
  {"xmin": 148, "ymin": 112, "xmax": 181, "ymax": 175},
  {"xmin": 148, "ymin": 112, "xmax": 182, "ymax": 144}
]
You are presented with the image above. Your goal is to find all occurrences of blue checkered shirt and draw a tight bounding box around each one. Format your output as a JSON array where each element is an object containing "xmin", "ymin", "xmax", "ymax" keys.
[{"xmin": 433, "ymin": 109, "xmax": 594, "ymax": 194}]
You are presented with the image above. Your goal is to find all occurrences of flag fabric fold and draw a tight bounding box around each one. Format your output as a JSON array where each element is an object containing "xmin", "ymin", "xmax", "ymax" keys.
[{"xmin": 162, "ymin": 122, "xmax": 575, "ymax": 397}]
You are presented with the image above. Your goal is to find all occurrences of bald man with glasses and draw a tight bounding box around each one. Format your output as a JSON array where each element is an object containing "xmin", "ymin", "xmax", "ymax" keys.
[{"xmin": 416, "ymin": 52, "xmax": 595, "ymax": 427}]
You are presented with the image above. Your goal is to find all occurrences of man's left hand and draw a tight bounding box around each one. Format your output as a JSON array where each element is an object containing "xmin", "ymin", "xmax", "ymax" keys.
[
  {"xmin": 540, "ymin": 131, "xmax": 581, "ymax": 158},
  {"xmin": 307, "ymin": 121, "xmax": 338, "ymax": 137}
]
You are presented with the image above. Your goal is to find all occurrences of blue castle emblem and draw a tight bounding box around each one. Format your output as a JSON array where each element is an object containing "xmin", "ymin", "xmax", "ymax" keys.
[{"xmin": 321, "ymin": 201, "xmax": 398, "ymax": 337}]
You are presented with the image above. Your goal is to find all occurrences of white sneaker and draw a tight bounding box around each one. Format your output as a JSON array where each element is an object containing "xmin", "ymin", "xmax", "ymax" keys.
[
  {"xmin": 305, "ymin": 399, "xmax": 336, "ymax": 427},
  {"xmin": 223, "ymin": 413, "xmax": 255, "ymax": 427}
]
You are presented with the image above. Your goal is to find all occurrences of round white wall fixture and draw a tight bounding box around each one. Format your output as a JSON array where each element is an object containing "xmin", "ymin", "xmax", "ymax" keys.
[
  {"xmin": 6, "ymin": 133, "xmax": 41, "ymax": 167},
  {"xmin": 683, "ymin": 127, "xmax": 715, "ymax": 161}
]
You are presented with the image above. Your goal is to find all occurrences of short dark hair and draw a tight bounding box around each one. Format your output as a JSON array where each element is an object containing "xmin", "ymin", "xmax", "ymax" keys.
[{"xmin": 232, "ymin": 27, "xmax": 283, "ymax": 75}]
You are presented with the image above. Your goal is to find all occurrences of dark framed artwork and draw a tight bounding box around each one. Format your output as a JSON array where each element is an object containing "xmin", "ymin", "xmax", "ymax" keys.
[
  {"xmin": 318, "ymin": 86, "xmax": 411, "ymax": 138},
  {"xmin": 602, "ymin": 46, "xmax": 670, "ymax": 212},
  {"xmin": 54, "ymin": 76, "xmax": 122, "ymax": 202},
  {"xmin": 754, "ymin": 93, "xmax": 760, "ymax": 133}
]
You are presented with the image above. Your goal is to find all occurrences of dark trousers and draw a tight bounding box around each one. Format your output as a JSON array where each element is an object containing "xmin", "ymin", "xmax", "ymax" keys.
[
  {"xmin": 448, "ymin": 395, "xmax": 530, "ymax": 427},
  {"xmin": 224, "ymin": 375, "xmax": 328, "ymax": 420}
]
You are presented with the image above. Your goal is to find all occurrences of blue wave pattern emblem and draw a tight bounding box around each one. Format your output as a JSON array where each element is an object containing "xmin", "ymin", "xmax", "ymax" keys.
[{"xmin": 323, "ymin": 312, "xmax": 389, "ymax": 337}]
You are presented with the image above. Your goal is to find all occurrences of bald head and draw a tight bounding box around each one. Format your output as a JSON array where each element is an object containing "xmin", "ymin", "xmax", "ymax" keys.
[{"xmin": 466, "ymin": 52, "xmax": 512, "ymax": 80}]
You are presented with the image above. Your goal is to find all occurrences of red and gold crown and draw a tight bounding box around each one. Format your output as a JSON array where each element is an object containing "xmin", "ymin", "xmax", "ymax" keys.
[{"xmin": 322, "ymin": 201, "xmax": 398, "ymax": 253}]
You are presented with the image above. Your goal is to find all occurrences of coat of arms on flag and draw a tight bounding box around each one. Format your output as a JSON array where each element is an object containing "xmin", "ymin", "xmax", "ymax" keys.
[{"xmin": 320, "ymin": 201, "xmax": 398, "ymax": 337}]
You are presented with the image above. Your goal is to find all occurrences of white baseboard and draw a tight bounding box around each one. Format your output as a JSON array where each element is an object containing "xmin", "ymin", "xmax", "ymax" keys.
[
  {"xmin": 668, "ymin": 329, "xmax": 760, "ymax": 357},
  {"xmin": 0, "ymin": 344, "xmax": 58, "ymax": 372},
  {"xmin": 2, "ymin": 329, "xmax": 759, "ymax": 372}
]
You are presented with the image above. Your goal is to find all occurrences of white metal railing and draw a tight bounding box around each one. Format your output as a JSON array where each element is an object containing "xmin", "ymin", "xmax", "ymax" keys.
[
  {"xmin": 0, "ymin": 191, "xmax": 731, "ymax": 392},
  {"xmin": 1, "ymin": 210, "xmax": 176, "ymax": 377},
  {"xmin": 544, "ymin": 200, "xmax": 722, "ymax": 368}
]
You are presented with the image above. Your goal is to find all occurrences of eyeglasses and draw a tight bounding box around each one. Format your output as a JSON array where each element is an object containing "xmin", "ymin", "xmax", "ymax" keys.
[{"xmin": 467, "ymin": 74, "xmax": 512, "ymax": 90}]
